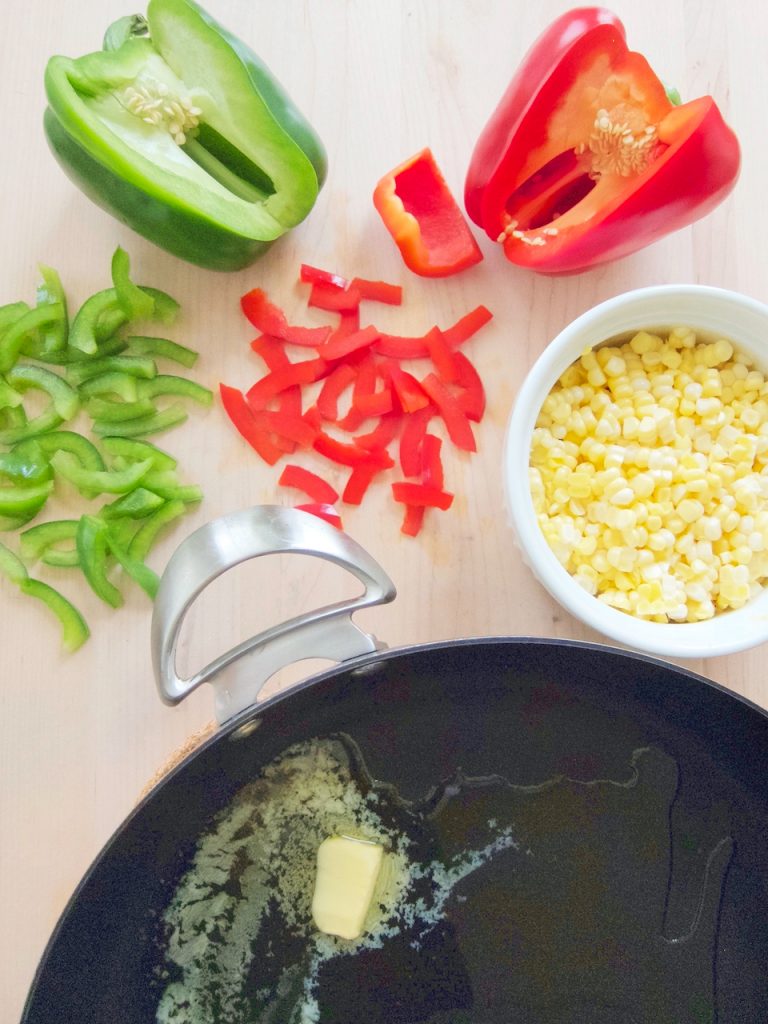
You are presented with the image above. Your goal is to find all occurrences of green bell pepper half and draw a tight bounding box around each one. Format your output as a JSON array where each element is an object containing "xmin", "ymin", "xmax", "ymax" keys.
[{"xmin": 44, "ymin": 0, "xmax": 327, "ymax": 271}]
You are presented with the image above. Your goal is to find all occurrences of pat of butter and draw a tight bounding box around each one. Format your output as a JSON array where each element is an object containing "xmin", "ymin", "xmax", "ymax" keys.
[{"xmin": 311, "ymin": 835, "xmax": 384, "ymax": 940}]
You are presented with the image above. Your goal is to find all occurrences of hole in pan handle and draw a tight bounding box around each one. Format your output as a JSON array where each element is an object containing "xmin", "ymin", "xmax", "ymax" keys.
[{"xmin": 151, "ymin": 505, "xmax": 396, "ymax": 725}]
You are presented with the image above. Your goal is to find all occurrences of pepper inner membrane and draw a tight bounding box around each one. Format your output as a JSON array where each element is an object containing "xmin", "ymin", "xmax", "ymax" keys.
[
  {"xmin": 81, "ymin": 59, "xmax": 277, "ymax": 204},
  {"xmin": 500, "ymin": 70, "xmax": 671, "ymax": 237}
]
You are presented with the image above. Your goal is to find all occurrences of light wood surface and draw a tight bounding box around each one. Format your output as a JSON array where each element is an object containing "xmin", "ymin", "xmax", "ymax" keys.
[{"xmin": 3, "ymin": 1, "xmax": 767, "ymax": 1017}]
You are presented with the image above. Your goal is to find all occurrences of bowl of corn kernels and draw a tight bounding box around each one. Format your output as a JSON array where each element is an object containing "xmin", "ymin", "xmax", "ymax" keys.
[{"xmin": 504, "ymin": 284, "xmax": 768, "ymax": 658}]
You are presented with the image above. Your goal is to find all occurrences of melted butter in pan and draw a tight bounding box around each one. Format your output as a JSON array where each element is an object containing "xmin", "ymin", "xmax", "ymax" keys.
[{"xmin": 154, "ymin": 737, "xmax": 732, "ymax": 1024}]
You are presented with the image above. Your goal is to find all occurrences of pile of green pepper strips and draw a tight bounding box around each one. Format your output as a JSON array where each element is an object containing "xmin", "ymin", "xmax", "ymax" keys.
[{"xmin": 0, "ymin": 248, "xmax": 211, "ymax": 650}]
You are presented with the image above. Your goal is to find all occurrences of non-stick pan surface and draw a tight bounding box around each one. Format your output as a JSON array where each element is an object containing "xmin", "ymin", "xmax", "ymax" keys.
[{"xmin": 21, "ymin": 638, "xmax": 768, "ymax": 1023}]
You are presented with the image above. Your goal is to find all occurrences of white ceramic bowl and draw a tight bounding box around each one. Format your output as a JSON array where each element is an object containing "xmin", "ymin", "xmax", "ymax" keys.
[{"xmin": 504, "ymin": 284, "xmax": 768, "ymax": 659}]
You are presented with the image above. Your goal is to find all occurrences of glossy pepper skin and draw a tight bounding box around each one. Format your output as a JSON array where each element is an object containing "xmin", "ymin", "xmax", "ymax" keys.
[
  {"xmin": 464, "ymin": 8, "xmax": 741, "ymax": 274},
  {"xmin": 44, "ymin": 0, "xmax": 327, "ymax": 271}
]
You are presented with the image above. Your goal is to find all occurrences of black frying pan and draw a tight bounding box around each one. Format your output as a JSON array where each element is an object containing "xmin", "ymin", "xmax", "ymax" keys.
[{"xmin": 20, "ymin": 511, "xmax": 768, "ymax": 1024}]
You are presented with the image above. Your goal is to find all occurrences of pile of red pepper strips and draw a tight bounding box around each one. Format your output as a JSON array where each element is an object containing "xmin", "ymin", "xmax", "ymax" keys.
[{"xmin": 219, "ymin": 265, "xmax": 492, "ymax": 535}]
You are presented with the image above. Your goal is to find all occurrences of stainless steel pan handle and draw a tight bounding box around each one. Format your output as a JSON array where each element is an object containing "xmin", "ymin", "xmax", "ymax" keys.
[{"xmin": 151, "ymin": 505, "xmax": 396, "ymax": 724}]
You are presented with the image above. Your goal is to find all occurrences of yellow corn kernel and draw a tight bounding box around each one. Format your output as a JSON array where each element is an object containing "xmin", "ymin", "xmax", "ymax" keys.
[{"xmin": 531, "ymin": 327, "xmax": 768, "ymax": 623}]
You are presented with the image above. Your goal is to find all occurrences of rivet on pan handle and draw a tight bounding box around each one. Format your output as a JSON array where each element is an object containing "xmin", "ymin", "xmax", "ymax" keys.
[{"xmin": 151, "ymin": 505, "xmax": 396, "ymax": 725}]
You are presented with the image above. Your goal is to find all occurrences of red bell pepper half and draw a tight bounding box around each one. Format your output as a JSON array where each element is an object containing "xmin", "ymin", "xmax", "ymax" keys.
[
  {"xmin": 464, "ymin": 7, "xmax": 740, "ymax": 274},
  {"xmin": 374, "ymin": 148, "xmax": 484, "ymax": 277}
]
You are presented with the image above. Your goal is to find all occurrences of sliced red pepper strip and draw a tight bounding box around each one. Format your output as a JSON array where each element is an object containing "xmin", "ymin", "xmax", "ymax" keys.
[
  {"xmin": 241, "ymin": 288, "xmax": 288, "ymax": 336},
  {"xmin": 334, "ymin": 407, "xmax": 367, "ymax": 432},
  {"xmin": 441, "ymin": 305, "xmax": 494, "ymax": 349},
  {"xmin": 352, "ymin": 354, "xmax": 377, "ymax": 402},
  {"xmin": 250, "ymin": 335, "xmax": 292, "ymax": 370},
  {"xmin": 320, "ymin": 324, "xmax": 380, "ymax": 361},
  {"xmin": 261, "ymin": 409, "xmax": 317, "ymax": 448},
  {"xmin": 328, "ymin": 308, "xmax": 361, "ymax": 344},
  {"xmin": 420, "ymin": 373, "xmax": 477, "ymax": 453},
  {"xmin": 382, "ymin": 362, "xmax": 430, "ymax": 413},
  {"xmin": 317, "ymin": 363, "xmax": 357, "ymax": 421},
  {"xmin": 354, "ymin": 410, "xmax": 402, "ymax": 452},
  {"xmin": 278, "ymin": 464, "xmax": 339, "ymax": 504},
  {"xmin": 299, "ymin": 264, "xmax": 350, "ymax": 289},
  {"xmin": 308, "ymin": 281, "xmax": 362, "ymax": 312},
  {"xmin": 245, "ymin": 357, "xmax": 328, "ymax": 411},
  {"xmin": 295, "ymin": 503, "xmax": 343, "ymax": 530},
  {"xmin": 342, "ymin": 463, "xmax": 380, "ymax": 506},
  {"xmin": 353, "ymin": 387, "xmax": 393, "ymax": 418},
  {"xmin": 219, "ymin": 383, "xmax": 282, "ymax": 465},
  {"xmin": 374, "ymin": 306, "xmax": 492, "ymax": 360},
  {"xmin": 303, "ymin": 404, "xmax": 322, "ymax": 432},
  {"xmin": 241, "ymin": 288, "xmax": 331, "ymax": 346},
  {"xmin": 314, "ymin": 431, "xmax": 394, "ymax": 469},
  {"xmin": 374, "ymin": 331, "xmax": 431, "ymax": 360},
  {"xmin": 421, "ymin": 433, "xmax": 444, "ymax": 490},
  {"xmin": 349, "ymin": 277, "xmax": 403, "ymax": 306},
  {"xmin": 425, "ymin": 327, "xmax": 459, "ymax": 384},
  {"xmin": 400, "ymin": 503, "xmax": 426, "ymax": 537},
  {"xmin": 278, "ymin": 385, "xmax": 303, "ymax": 419},
  {"xmin": 266, "ymin": 431, "xmax": 295, "ymax": 454},
  {"xmin": 283, "ymin": 323, "xmax": 332, "ymax": 347},
  {"xmin": 464, "ymin": 9, "xmax": 740, "ymax": 273},
  {"xmin": 453, "ymin": 351, "xmax": 486, "ymax": 422},
  {"xmin": 373, "ymin": 148, "xmax": 483, "ymax": 277},
  {"xmin": 399, "ymin": 405, "xmax": 435, "ymax": 477},
  {"xmin": 391, "ymin": 481, "xmax": 454, "ymax": 510}
]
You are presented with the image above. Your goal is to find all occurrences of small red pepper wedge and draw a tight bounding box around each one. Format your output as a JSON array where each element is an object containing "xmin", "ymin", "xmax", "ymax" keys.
[
  {"xmin": 373, "ymin": 148, "xmax": 484, "ymax": 277},
  {"xmin": 464, "ymin": 8, "xmax": 741, "ymax": 273}
]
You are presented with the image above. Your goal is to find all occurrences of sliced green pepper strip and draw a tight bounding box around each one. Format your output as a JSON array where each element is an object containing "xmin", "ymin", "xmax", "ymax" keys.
[
  {"xmin": 106, "ymin": 515, "xmax": 141, "ymax": 550},
  {"xmin": 8, "ymin": 364, "xmax": 80, "ymax": 418},
  {"xmin": 51, "ymin": 450, "xmax": 153, "ymax": 495},
  {"xmin": 68, "ymin": 355, "xmax": 158, "ymax": 386},
  {"xmin": 20, "ymin": 519, "xmax": 79, "ymax": 561},
  {"xmin": 142, "ymin": 470, "xmax": 202, "ymax": 503},
  {"xmin": 28, "ymin": 335, "xmax": 129, "ymax": 365},
  {"xmin": 78, "ymin": 371, "xmax": 139, "ymax": 401},
  {"xmin": 100, "ymin": 435, "xmax": 177, "ymax": 470},
  {"xmin": 0, "ymin": 481, "xmax": 54, "ymax": 517},
  {"xmin": 0, "ymin": 379, "xmax": 23, "ymax": 410},
  {"xmin": 106, "ymin": 530, "xmax": 160, "ymax": 599},
  {"xmin": 24, "ymin": 430, "xmax": 106, "ymax": 471},
  {"xmin": 76, "ymin": 514, "xmax": 122, "ymax": 607},
  {"xmin": 0, "ymin": 302, "xmax": 66, "ymax": 372},
  {"xmin": 111, "ymin": 246, "xmax": 155, "ymax": 320},
  {"xmin": 0, "ymin": 301, "xmax": 30, "ymax": 333},
  {"xmin": 0, "ymin": 365, "xmax": 80, "ymax": 444},
  {"xmin": 1, "ymin": 512, "xmax": 43, "ymax": 532},
  {"xmin": 128, "ymin": 497, "xmax": 186, "ymax": 561},
  {"xmin": 23, "ymin": 266, "xmax": 70, "ymax": 358},
  {"xmin": 42, "ymin": 548, "xmax": 80, "ymax": 567},
  {"xmin": 126, "ymin": 335, "xmax": 198, "ymax": 368},
  {"xmin": 139, "ymin": 286, "xmax": 180, "ymax": 325},
  {"xmin": 85, "ymin": 397, "xmax": 156, "ymax": 422},
  {"xmin": 0, "ymin": 442, "xmax": 53, "ymax": 485},
  {"xmin": 19, "ymin": 577, "xmax": 90, "ymax": 651},
  {"xmin": 0, "ymin": 539, "xmax": 29, "ymax": 583},
  {"xmin": 92, "ymin": 403, "xmax": 187, "ymax": 437},
  {"xmin": 138, "ymin": 374, "xmax": 212, "ymax": 405},
  {"xmin": 69, "ymin": 288, "xmax": 124, "ymax": 355},
  {"xmin": 101, "ymin": 486, "xmax": 165, "ymax": 519}
]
